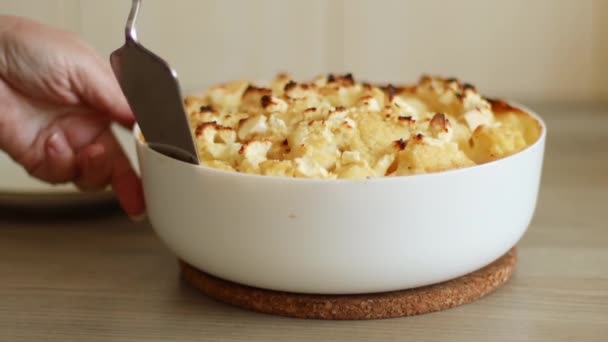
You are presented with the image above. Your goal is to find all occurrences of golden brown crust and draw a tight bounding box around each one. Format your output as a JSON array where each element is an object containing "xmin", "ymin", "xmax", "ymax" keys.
[
  {"xmin": 430, "ymin": 113, "xmax": 448, "ymax": 132},
  {"xmin": 243, "ymin": 85, "xmax": 271, "ymax": 97},
  {"xmin": 327, "ymin": 73, "xmax": 355, "ymax": 86},
  {"xmin": 185, "ymin": 74, "xmax": 542, "ymax": 179},
  {"xmin": 393, "ymin": 139, "xmax": 407, "ymax": 151},
  {"xmin": 199, "ymin": 105, "xmax": 215, "ymax": 113},
  {"xmin": 194, "ymin": 122, "xmax": 233, "ymax": 138},
  {"xmin": 283, "ymin": 80, "xmax": 297, "ymax": 92},
  {"xmin": 487, "ymin": 98, "xmax": 521, "ymax": 114}
]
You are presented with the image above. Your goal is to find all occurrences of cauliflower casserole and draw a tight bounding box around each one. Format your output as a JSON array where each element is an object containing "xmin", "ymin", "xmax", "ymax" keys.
[{"xmin": 183, "ymin": 74, "xmax": 542, "ymax": 179}]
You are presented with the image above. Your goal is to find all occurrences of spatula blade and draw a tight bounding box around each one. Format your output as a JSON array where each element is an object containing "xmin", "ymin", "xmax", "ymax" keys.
[{"xmin": 111, "ymin": 40, "xmax": 198, "ymax": 164}]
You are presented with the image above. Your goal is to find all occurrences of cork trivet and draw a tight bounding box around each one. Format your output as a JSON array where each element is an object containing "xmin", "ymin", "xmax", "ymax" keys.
[{"xmin": 180, "ymin": 248, "xmax": 516, "ymax": 320}]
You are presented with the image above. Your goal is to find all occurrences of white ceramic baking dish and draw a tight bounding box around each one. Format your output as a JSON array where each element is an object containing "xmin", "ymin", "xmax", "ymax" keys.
[{"xmin": 134, "ymin": 108, "xmax": 545, "ymax": 295}]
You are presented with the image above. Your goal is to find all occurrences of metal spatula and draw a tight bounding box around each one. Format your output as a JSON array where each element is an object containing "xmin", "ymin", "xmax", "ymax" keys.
[{"xmin": 110, "ymin": 0, "xmax": 199, "ymax": 164}]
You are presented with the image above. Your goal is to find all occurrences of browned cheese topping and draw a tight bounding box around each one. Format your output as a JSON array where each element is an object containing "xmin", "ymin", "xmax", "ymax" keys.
[{"xmin": 183, "ymin": 74, "xmax": 541, "ymax": 179}]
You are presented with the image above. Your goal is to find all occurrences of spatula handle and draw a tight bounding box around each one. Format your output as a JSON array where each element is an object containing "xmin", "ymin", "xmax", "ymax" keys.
[{"xmin": 125, "ymin": 0, "xmax": 141, "ymax": 42}]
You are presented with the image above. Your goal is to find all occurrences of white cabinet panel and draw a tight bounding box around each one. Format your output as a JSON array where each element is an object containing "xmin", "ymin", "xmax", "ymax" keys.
[
  {"xmin": 79, "ymin": 0, "xmax": 331, "ymax": 91},
  {"xmin": 0, "ymin": 0, "xmax": 606, "ymax": 102},
  {"xmin": 340, "ymin": 0, "xmax": 596, "ymax": 103}
]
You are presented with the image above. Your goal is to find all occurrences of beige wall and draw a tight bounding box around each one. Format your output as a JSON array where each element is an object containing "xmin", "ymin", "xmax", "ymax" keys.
[
  {"xmin": 593, "ymin": 0, "xmax": 608, "ymax": 102},
  {"xmin": 1, "ymin": 0, "xmax": 606, "ymax": 104},
  {"xmin": 0, "ymin": 0, "xmax": 79, "ymax": 30}
]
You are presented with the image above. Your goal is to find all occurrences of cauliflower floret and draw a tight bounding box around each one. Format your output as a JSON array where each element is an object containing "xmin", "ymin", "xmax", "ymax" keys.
[
  {"xmin": 462, "ymin": 91, "xmax": 491, "ymax": 113},
  {"xmin": 466, "ymin": 125, "xmax": 527, "ymax": 163},
  {"xmin": 288, "ymin": 121, "xmax": 340, "ymax": 170},
  {"xmin": 266, "ymin": 114, "xmax": 288, "ymax": 140},
  {"xmin": 358, "ymin": 96, "xmax": 381, "ymax": 112},
  {"xmin": 428, "ymin": 113, "xmax": 454, "ymax": 142},
  {"xmin": 357, "ymin": 111, "xmax": 411, "ymax": 157},
  {"xmin": 262, "ymin": 95, "xmax": 288, "ymax": 113},
  {"xmin": 391, "ymin": 96, "xmax": 421, "ymax": 120},
  {"xmin": 205, "ymin": 142, "xmax": 242, "ymax": 161},
  {"xmin": 326, "ymin": 107, "xmax": 349, "ymax": 126},
  {"xmin": 495, "ymin": 111, "xmax": 542, "ymax": 145},
  {"xmin": 374, "ymin": 153, "xmax": 396, "ymax": 176},
  {"xmin": 206, "ymin": 81, "xmax": 249, "ymax": 112},
  {"xmin": 238, "ymin": 141, "xmax": 272, "ymax": 173},
  {"xmin": 341, "ymin": 151, "xmax": 362, "ymax": 164},
  {"xmin": 259, "ymin": 160, "xmax": 296, "ymax": 177},
  {"xmin": 238, "ymin": 115, "xmax": 268, "ymax": 140},
  {"xmin": 463, "ymin": 108, "xmax": 495, "ymax": 131},
  {"xmin": 194, "ymin": 123, "xmax": 241, "ymax": 165},
  {"xmin": 294, "ymin": 156, "xmax": 330, "ymax": 178},
  {"xmin": 269, "ymin": 73, "xmax": 292, "ymax": 96},
  {"xmin": 395, "ymin": 136, "xmax": 474, "ymax": 175}
]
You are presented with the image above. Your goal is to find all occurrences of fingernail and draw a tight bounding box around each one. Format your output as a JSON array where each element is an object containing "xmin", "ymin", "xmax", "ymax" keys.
[
  {"xmin": 46, "ymin": 132, "xmax": 65, "ymax": 156},
  {"xmin": 129, "ymin": 212, "xmax": 147, "ymax": 223}
]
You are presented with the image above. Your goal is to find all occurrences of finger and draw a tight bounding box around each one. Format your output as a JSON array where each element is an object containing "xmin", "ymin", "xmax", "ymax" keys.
[
  {"xmin": 73, "ymin": 51, "xmax": 135, "ymax": 128},
  {"xmin": 0, "ymin": 19, "xmax": 134, "ymax": 127},
  {"xmin": 15, "ymin": 112, "xmax": 108, "ymax": 185},
  {"xmin": 29, "ymin": 131, "xmax": 77, "ymax": 183},
  {"xmin": 91, "ymin": 130, "xmax": 146, "ymax": 219},
  {"xmin": 74, "ymin": 143, "xmax": 112, "ymax": 191},
  {"xmin": 111, "ymin": 150, "xmax": 146, "ymax": 221}
]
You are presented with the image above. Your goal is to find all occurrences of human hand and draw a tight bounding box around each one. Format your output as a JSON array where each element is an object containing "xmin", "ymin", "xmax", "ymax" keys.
[{"xmin": 0, "ymin": 16, "xmax": 145, "ymax": 219}]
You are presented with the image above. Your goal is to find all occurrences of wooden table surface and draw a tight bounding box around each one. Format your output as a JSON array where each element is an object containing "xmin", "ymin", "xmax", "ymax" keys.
[{"xmin": 1, "ymin": 104, "xmax": 607, "ymax": 341}]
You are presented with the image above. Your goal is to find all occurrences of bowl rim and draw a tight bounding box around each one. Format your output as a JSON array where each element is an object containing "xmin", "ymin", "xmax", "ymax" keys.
[{"xmin": 133, "ymin": 102, "xmax": 546, "ymax": 184}]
